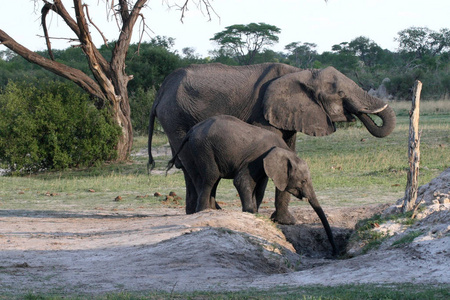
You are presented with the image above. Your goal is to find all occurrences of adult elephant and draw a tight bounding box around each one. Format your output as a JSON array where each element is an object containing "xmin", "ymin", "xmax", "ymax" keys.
[{"xmin": 148, "ymin": 63, "xmax": 396, "ymax": 224}]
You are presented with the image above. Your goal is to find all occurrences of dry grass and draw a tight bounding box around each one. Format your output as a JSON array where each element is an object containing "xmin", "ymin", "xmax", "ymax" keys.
[{"xmin": 390, "ymin": 99, "xmax": 450, "ymax": 116}]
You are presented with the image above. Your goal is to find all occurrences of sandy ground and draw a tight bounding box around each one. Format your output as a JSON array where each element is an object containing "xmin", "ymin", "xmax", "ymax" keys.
[{"xmin": 0, "ymin": 169, "xmax": 449, "ymax": 296}]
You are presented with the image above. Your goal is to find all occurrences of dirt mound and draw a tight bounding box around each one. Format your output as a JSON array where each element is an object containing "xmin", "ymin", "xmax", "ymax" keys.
[
  {"xmin": 0, "ymin": 169, "xmax": 449, "ymax": 295},
  {"xmin": 0, "ymin": 210, "xmax": 300, "ymax": 294}
]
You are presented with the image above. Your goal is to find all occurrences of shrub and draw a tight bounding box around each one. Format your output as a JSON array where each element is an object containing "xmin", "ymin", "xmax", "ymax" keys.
[
  {"xmin": 0, "ymin": 81, "xmax": 121, "ymax": 174},
  {"xmin": 129, "ymin": 87, "xmax": 156, "ymax": 135}
]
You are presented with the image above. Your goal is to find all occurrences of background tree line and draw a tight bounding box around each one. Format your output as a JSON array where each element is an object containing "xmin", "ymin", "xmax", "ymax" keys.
[
  {"xmin": 1, "ymin": 24, "xmax": 449, "ymax": 173},
  {"xmin": 2, "ymin": 25, "xmax": 449, "ymax": 102}
]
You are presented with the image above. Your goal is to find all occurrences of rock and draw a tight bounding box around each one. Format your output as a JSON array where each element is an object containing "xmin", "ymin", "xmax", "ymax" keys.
[
  {"xmin": 382, "ymin": 204, "xmax": 402, "ymax": 217},
  {"xmin": 417, "ymin": 168, "xmax": 450, "ymax": 206},
  {"xmin": 346, "ymin": 242, "xmax": 365, "ymax": 257},
  {"xmin": 368, "ymin": 78, "xmax": 393, "ymax": 99}
]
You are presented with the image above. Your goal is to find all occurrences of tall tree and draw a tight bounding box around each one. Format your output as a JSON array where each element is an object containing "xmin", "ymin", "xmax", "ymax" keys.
[
  {"xmin": 396, "ymin": 27, "xmax": 450, "ymax": 59},
  {"xmin": 285, "ymin": 41, "xmax": 318, "ymax": 68},
  {"xmin": 348, "ymin": 36, "xmax": 383, "ymax": 67},
  {"xmin": 211, "ymin": 22, "xmax": 281, "ymax": 65},
  {"xmin": 0, "ymin": 0, "xmax": 215, "ymax": 160}
]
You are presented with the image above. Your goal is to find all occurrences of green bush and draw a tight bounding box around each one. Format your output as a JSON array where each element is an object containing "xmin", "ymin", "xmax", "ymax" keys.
[
  {"xmin": 0, "ymin": 81, "xmax": 121, "ymax": 174},
  {"xmin": 129, "ymin": 87, "xmax": 156, "ymax": 135}
]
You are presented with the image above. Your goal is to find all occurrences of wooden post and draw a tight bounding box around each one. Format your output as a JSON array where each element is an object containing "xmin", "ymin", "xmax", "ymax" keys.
[{"xmin": 402, "ymin": 80, "xmax": 422, "ymax": 213}]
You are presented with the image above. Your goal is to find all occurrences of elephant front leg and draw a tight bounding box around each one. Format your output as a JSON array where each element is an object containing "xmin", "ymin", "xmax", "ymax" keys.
[
  {"xmin": 271, "ymin": 132, "xmax": 297, "ymax": 224},
  {"xmin": 271, "ymin": 189, "xmax": 296, "ymax": 225},
  {"xmin": 234, "ymin": 176, "xmax": 257, "ymax": 213}
]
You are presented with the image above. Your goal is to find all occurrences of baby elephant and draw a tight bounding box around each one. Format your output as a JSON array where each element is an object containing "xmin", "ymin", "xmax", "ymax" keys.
[{"xmin": 167, "ymin": 115, "xmax": 337, "ymax": 255}]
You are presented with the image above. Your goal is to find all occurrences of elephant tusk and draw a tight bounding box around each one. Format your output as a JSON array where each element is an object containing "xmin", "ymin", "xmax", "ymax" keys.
[{"xmin": 364, "ymin": 104, "xmax": 387, "ymax": 114}]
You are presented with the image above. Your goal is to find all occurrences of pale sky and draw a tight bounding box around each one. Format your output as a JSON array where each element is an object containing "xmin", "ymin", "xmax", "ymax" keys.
[{"xmin": 1, "ymin": 0, "xmax": 449, "ymax": 57}]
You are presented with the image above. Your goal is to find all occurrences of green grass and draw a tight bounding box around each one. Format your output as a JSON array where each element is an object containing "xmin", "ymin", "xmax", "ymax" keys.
[
  {"xmin": 6, "ymin": 283, "xmax": 449, "ymax": 299},
  {"xmin": 1, "ymin": 104, "xmax": 449, "ymax": 212},
  {"xmin": 348, "ymin": 209, "xmax": 424, "ymax": 254},
  {"xmin": 391, "ymin": 230, "xmax": 424, "ymax": 247}
]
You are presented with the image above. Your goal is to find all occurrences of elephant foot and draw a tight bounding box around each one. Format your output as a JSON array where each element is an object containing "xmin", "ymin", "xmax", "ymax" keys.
[
  {"xmin": 185, "ymin": 205, "xmax": 196, "ymax": 215},
  {"xmin": 185, "ymin": 199, "xmax": 197, "ymax": 214},
  {"xmin": 270, "ymin": 210, "xmax": 296, "ymax": 225}
]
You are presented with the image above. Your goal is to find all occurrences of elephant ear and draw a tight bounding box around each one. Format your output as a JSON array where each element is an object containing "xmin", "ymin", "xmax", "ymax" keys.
[
  {"xmin": 263, "ymin": 147, "xmax": 291, "ymax": 191},
  {"xmin": 263, "ymin": 71, "xmax": 336, "ymax": 136}
]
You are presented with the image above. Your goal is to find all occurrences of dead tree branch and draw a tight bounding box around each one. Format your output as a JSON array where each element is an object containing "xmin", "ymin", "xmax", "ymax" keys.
[
  {"xmin": 41, "ymin": 2, "xmax": 55, "ymax": 60},
  {"xmin": 118, "ymin": 0, "xmax": 131, "ymax": 22},
  {"xmin": 135, "ymin": 13, "xmax": 153, "ymax": 54},
  {"xmin": 74, "ymin": 0, "xmax": 116, "ymax": 104},
  {"xmin": 163, "ymin": 0, "xmax": 219, "ymax": 23},
  {"xmin": 0, "ymin": 29, "xmax": 104, "ymax": 99},
  {"xmin": 402, "ymin": 80, "xmax": 423, "ymax": 213},
  {"xmin": 41, "ymin": 0, "xmax": 111, "ymax": 74},
  {"xmin": 36, "ymin": 35, "xmax": 79, "ymax": 43},
  {"xmin": 83, "ymin": 4, "xmax": 109, "ymax": 46},
  {"xmin": 111, "ymin": 0, "xmax": 148, "ymax": 73}
]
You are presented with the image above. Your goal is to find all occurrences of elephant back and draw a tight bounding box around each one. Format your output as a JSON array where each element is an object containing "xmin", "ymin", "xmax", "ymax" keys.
[{"xmin": 174, "ymin": 63, "xmax": 300, "ymax": 123}]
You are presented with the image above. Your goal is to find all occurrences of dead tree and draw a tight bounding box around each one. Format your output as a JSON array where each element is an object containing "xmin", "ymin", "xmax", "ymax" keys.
[
  {"xmin": 402, "ymin": 80, "xmax": 422, "ymax": 213},
  {"xmin": 0, "ymin": 0, "xmax": 215, "ymax": 161}
]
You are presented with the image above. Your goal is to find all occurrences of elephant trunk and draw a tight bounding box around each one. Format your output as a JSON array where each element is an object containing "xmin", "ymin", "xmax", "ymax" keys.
[
  {"xmin": 304, "ymin": 189, "xmax": 338, "ymax": 256},
  {"xmin": 356, "ymin": 104, "xmax": 396, "ymax": 138}
]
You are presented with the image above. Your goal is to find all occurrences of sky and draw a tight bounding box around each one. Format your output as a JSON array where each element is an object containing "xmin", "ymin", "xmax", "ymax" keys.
[{"xmin": 1, "ymin": 0, "xmax": 449, "ymax": 58}]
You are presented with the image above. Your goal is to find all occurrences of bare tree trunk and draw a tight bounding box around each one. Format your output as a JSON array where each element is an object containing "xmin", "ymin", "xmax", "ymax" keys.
[
  {"xmin": 113, "ymin": 97, "xmax": 133, "ymax": 161},
  {"xmin": 402, "ymin": 80, "xmax": 422, "ymax": 213}
]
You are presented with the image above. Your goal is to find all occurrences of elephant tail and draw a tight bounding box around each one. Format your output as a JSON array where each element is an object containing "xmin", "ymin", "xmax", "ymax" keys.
[
  {"xmin": 147, "ymin": 104, "xmax": 158, "ymax": 174},
  {"xmin": 166, "ymin": 133, "xmax": 190, "ymax": 176}
]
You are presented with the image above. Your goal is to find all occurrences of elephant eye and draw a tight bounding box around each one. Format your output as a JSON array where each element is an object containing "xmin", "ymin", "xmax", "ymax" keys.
[
  {"xmin": 326, "ymin": 82, "xmax": 337, "ymax": 94},
  {"xmin": 338, "ymin": 91, "xmax": 346, "ymax": 98}
]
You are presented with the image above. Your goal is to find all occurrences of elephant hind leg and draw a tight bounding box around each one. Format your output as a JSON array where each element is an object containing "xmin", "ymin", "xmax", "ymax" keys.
[
  {"xmin": 182, "ymin": 167, "xmax": 198, "ymax": 214},
  {"xmin": 196, "ymin": 176, "xmax": 221, "ymax": 212}
]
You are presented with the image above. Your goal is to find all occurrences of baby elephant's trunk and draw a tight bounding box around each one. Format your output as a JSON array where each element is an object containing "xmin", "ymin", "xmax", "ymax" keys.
[{"xmin": 305, "ymin": 189, "xmax": 338, "ymax": 256}]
